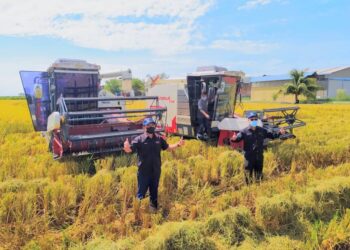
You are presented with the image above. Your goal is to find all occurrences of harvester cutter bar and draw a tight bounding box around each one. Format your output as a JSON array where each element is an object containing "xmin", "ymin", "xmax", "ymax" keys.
[
  {"xmin": 71, "ymin": 147, "xmax": 124, "ymax": 156},
  {"xmin": 70, "ymin": 145, "xmax": 142, "ymax": 156}
]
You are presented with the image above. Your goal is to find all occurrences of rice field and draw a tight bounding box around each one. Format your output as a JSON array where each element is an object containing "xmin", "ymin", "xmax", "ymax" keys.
[{"xmin": 0, "ymin": 100, "xmax": 349, "ymax": 249}]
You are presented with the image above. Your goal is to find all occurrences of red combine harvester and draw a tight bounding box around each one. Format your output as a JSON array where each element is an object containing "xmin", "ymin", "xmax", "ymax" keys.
[
  {"xmin": 20, "ymin": 61, "xmax": 305, "ymax": 160},
  {"xmin": 148, "ymin": 66, "xmax": 305, "ymax": 149},
  {"xmin": 20, "ymin": 59, "xmax": 167, "ymax": 159}
]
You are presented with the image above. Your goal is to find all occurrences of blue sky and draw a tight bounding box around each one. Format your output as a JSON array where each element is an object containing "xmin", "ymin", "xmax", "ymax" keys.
[{"xmin": 0, "ymin": 0, "xmax": 349, "ymax": 95}]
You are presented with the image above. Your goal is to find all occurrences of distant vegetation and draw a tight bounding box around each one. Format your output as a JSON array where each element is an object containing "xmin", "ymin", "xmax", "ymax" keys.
[
  {"xmin": 132, "ymin": 78, "xmax": 145, "ymax": 95},
  {"xmin": 0, "ymin": 96, "xmax": 25, "ymax": 100},
  {"xmin": 334, "ymin": 89, "xmax": 350, "ymax": 101},
  {"xmin": 104, "ymin": 78, "xmax": 145, "ymax": 96}
]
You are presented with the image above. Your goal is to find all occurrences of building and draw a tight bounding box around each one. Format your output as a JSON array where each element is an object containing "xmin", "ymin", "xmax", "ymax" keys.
[
  {"xmin": 249, "ymin": 66, "xmax": 350, "ymax": 102},
  {"xmin": 314, "ymin": 66, "xmax": 350, "ymax": 98}
]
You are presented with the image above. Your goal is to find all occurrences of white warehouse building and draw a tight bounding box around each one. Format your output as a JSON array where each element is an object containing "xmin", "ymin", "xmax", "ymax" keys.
[{"xmin": 315, "ymin": 66, "xmax": 350, "ymax": 98}]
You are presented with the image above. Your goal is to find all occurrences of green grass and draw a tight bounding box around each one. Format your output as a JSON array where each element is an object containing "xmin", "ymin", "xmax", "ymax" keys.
[{"xmin": 0, "ymin": 96, "xmax": 25, "ymax": 100}]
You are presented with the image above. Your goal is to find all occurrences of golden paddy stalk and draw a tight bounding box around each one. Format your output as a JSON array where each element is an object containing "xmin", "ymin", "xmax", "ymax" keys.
[{"xmin": 0, "ymin": 100, "xmax": 349, "ymax": 249}]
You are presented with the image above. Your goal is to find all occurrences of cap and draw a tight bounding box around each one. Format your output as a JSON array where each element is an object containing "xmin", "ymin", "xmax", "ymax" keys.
[
  {"xmin": 143, "ymin": 117, "xmax": 156, "ymax": 126},
  {"xmin": 247, "ymin": 112, "xmax": 258, "ymax": 119}
]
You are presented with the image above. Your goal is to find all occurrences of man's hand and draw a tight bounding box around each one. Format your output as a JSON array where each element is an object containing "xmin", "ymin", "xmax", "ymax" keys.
[
  {"xmin": 124, "ymin": 138, "xmax": 132, "ymax": 153},
  {"xmin": 168, "ymin": 136, "xmax": 185, "ymax": 150},
  {"xmin": 199, "ymin": 110, "xmax": 210, "ymax": 120},
  {"xmin": 231, "ymin": 134, "xmax": 237, "ymax": 142},
  {"xmin": 279, "ymin": 127, "xmax": 286, "ymax": 135}
]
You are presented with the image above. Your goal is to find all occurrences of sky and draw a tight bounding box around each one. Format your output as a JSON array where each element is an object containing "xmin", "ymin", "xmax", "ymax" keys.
[{"xmin": 0, "ymin": 0, "xmax": 349, "ymax": 96}]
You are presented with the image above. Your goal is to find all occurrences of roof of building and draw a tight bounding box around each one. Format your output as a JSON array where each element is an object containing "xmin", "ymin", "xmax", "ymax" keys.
[
  {"xmin": 315, "ymin": 66, "xmax": 350, "ymax": 75},
  {"xmin": 188, "ymin": 70, "xmax": 245, "ymax": 77},
  {"xmin": 249, "ymin": 67, "xmax": 350, "ymax": 83}
]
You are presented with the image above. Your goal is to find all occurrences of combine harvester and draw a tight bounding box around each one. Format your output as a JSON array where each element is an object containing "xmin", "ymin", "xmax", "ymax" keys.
[
  {"xmin": 148, "ymin": 66, "xmax": 305, "ymax": 149},
  {"xmin": 19, "ymin": 60, "xmax": 305, "ymax": 160},
  {"xmin": 20, "ymin": 59, "xmax": 166, "ymax": 159}
]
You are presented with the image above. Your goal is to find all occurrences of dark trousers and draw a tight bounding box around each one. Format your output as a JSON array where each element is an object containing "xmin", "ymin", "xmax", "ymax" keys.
[
  {"xmin": 197, "ymin": 116, "xmax": 210, "ymax": 135},
  {"xmin": 244, "ymin": 153, "xmax": 264, "ymax": 184},
  {"xmin": 137, "ymin": 170, "xmax": 161, "ymax": 208}
]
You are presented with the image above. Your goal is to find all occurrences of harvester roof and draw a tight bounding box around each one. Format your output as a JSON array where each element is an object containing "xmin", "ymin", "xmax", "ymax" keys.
[
  {"xmin": 48, "ymin": 59, "xmax": 100, "ymax": 72},
  {"xmin": 188, "ymin": 65, "xmax": 245, "ymax": 78}
]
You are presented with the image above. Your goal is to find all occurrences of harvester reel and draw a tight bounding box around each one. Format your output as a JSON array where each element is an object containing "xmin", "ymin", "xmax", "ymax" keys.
[{"xmin": 244, "ymin": 106, "xmax": 306, "ymax": 137}]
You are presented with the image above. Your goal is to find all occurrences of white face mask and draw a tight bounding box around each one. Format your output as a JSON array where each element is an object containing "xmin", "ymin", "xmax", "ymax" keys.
[{"xmin": 201, "ymin": 96, "xmax": 207, "ymax": 101}]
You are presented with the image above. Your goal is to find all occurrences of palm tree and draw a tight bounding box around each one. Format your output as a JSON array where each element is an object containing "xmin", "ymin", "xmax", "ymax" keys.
[{"xmin": 284, "ymin": 69, "xmax": 320, "ymax": 103}]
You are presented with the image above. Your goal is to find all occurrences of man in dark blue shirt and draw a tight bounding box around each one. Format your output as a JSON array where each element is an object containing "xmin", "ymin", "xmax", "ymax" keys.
[
  {"xmin": 124, "ymin": 118, "xmax": 184, "ymax": 211},
  {"xmin": 231, "ymin": 112, "xmax": 285, "ymax": 184}
]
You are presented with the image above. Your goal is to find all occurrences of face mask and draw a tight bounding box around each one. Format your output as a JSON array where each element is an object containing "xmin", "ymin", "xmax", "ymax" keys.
[
  {"xmin": 146, "ymin": 126, "xmax": 155, "ymax": 134},
  {"xmin": 201, "ymin": 96, "xmax": 207, "ymax": 101},
  {"xmin": 250, "ymin": 120, "xmax": 258, "ymax": 127}
]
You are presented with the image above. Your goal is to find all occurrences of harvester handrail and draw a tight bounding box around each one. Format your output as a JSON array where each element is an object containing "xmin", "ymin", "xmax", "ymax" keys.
[
  {"xmin": 63, "ymin": 96, "xmax": 159, "ymax": 102},
  {"xmin": 68, "ymin": 114, "xmax": 157, "ymax": 122},
  {"xmin": 262, "ymin": 106, "xmax": 299, "ymax": 112},
  {"xmin": 68, "ymin": 107, "xmax": 167, "ymax": 116},
  {"xmin": 61, "ymin": 98, "xmax": 68, "ymax": 113},
  {"xmin": 68, "ymin": 128, "xmax": 164, "ymax": 141}
]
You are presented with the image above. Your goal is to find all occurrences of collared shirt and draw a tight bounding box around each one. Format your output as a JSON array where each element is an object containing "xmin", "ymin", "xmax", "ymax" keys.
[
  {"xmin": 130, "ymin": 133, "xmax": 169, "ymax": 173},
  {"xmin": 233, "ymin": 126, "xmax": 279, "ymax": 158},
  {"xmin": 197, "ymin": 98, "xmax": 208, "ymax": 118}
]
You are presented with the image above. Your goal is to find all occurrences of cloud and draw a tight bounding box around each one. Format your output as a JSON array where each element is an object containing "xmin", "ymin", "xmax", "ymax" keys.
[
  {"xmin": 210, "ymin": 39, "xmax": 277, "ymax": 54},
  {"xmin": 0, "ymin": 0, "xmax": 214, "ymax": 55},
  {"xmin": 238, "ymin": 0, "xmax": 272, "ymax": 10}
]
